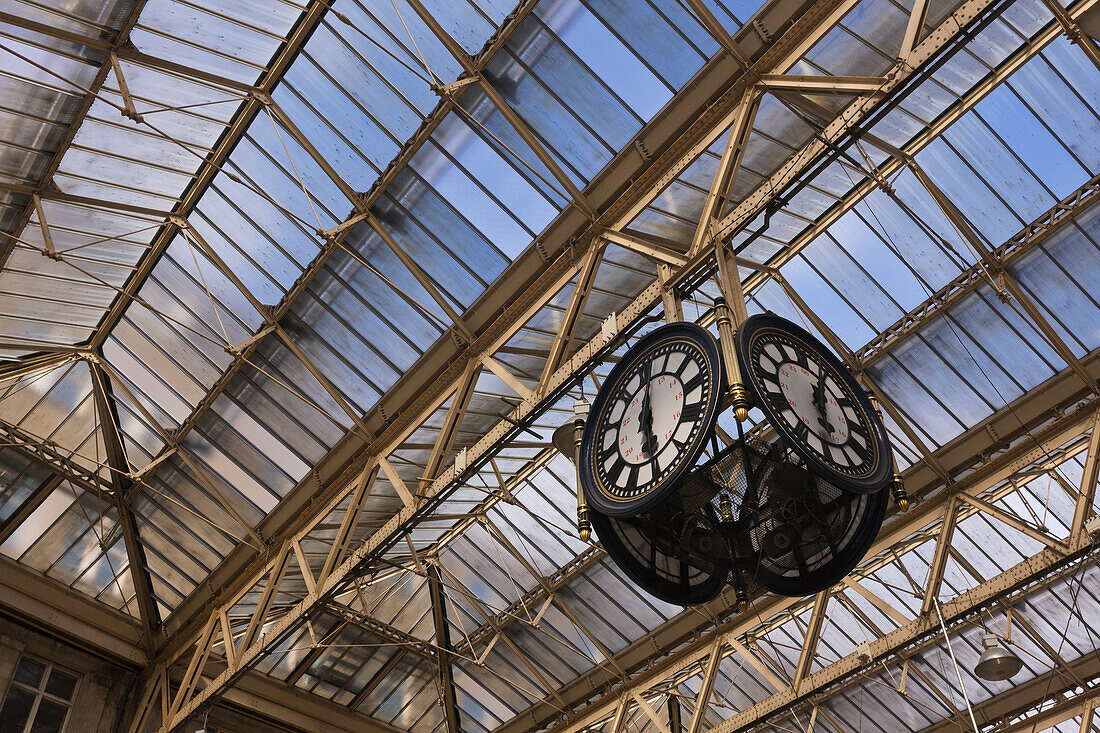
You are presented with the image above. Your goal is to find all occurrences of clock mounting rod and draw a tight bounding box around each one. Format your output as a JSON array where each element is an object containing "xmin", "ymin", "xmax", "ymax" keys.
[{"xmin": 715, "ymin": 241, "xmax": 753, "ymax": 422}]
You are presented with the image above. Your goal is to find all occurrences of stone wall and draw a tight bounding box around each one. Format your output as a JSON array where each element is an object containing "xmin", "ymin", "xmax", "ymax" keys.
[{"xmin": 0, "ymin": 615, "xmax": 136, "ymax": 732}]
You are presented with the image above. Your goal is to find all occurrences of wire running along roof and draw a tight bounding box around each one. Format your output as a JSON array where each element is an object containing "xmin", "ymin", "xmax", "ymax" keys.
[{"xmin": 1, "ymin": 0, "xmax": 1100, "ymax": 731}]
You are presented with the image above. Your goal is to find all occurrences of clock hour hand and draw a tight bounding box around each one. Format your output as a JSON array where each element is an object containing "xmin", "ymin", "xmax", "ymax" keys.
[
  {"xmin": 812, "ymin": 374, "xmax": 834, "ymax": 436},
  {"xmin": 640, "ymin": 359, "xmax": 658, "ymax": 458}
]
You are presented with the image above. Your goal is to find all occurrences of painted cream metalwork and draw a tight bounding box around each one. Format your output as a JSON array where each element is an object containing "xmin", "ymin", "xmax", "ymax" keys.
[{"xmin": 1, "ymin": 0, "xmax": 1100, "ymax": 730}]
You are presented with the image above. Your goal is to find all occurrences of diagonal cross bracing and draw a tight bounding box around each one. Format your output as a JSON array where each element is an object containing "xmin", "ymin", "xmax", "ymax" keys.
[
  {"xmin": 134, "ymin": 0, "xmax": 880, "ymax": 725},
  {"xmin": 106, "ymin": 0, "xmax": 1100, "ymax": 728},
  {"xmin": 0, "ymin": 2, "xmax": 150, "ymax": 268},
  {"xmin": 530, "ymin": 387, "xmax": 1100, "ymax": 733},
  {"xmin": 141, "ymin": 0, "xmax": 847, "ymax": 684},
  {"xmin": 466, "ymin": 9, "xmax": 1100, "ymax": 728}
]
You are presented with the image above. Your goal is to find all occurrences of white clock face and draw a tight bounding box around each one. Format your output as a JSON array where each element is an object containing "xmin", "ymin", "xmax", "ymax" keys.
[
  {"xmin": 591, "ymin": 341, "xmax": 712, "ymax": 501},
  {"xmin": 749, "ymin": 336, "xmax": 876, "ymax": 477},
  {"xmin": 615, "ymin": 371, "xmax": 685, "ymax": 466}
]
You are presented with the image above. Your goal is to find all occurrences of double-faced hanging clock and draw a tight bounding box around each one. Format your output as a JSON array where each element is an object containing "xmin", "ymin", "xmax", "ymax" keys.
[
  {"xmin": 734, "ymin": 312, "xmax": 892, "ymax": 493},
  {"xmin": 578, "ymin": 322, "xmax": 726, "ymax": 516}
]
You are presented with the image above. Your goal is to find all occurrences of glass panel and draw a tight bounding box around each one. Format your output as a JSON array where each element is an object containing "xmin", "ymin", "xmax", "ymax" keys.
[
  {"xmin": 975, "ymin": 84, "xmax": 1088, "ymax": 201},
  {"xmin": 14, "ymin": 657, "xmax": 46, "ymax": 688},
  {"xmin": 44, "ymin": 669, "xmax": 78, "ymax": 701},
  {"xmin": 28, "ymin": 699, "xmax": 68, "ymax": 733},
  {"xmin": 587, "ymin": 0, "xmax": 714, "ymax": 90},
  {"xmin": 0, "ymin": 686, "xmax": 34, "ymax": 733},
  {"xmin": 0, "ymin": 453, "xmax": 51, "ymax": 525}
]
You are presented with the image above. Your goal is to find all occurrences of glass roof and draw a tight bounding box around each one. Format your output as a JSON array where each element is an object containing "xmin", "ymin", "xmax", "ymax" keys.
[{"xmin": 2, "ymin": 0, "xmax": 1100, "ymax": 730}]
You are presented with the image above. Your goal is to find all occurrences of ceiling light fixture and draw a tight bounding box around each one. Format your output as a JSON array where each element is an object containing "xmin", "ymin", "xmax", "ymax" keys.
[
  {"xmin": 975, "ymin": 633, "xmax": 1023, "ymax": 681},
  {"xmin": 552, "ymin": 421, "xmax": 577, "ymax": 464}
]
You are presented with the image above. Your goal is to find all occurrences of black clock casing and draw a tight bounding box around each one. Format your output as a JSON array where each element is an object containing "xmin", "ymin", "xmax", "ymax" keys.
[
  {"xmin": 579, "ymin": 322, "xmax": 725, "ymax": 516},
  {"xmin": 734, "ymin": 312, "xmax": 892, "ymax": 494}
]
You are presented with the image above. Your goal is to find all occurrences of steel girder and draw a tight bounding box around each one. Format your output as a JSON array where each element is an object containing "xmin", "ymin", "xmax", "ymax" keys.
[
  {"xmin": 72, "ymin": 0, "xmax": 544, "ymax": 517},
  {"xmin": 320, "ymin": 601, "xmax": 438, "ymax": 663},
  {"xmin": 530, "ymin": 391, "xmax": 1100, "ymax": 733},
  {"xmin": 0, "ymin": 0, "xmax": 1073, "ymax": 717},
  {"xmin": 496, "ymin": 169, "xmax": 1100, "ymax": 724},
  {"xmin": 712, "ymin": 0, "xmax": 1100, "ymax": 281},
  {"xmin": 488, "ymin": 8, "xmax": 1100, "ymax": 728},
  {"xmin": 0, "ymin": 417, "xmax": 109, "ymax": 498},
  {"xmin": 705, "ymin": 522, "xmax": 1098, "ymax": 733},
  {"xmin": 0, "ymin": 0, "xmax": 814, "ymax": 677},
  {"xmin": 125, "ymin": 0, "xmax": 867, "ymax": 725},
  {"xmin": 448, "ymin": 0, "xmax": 1100, "ymax": 684},
  {"xmin": 127, "ymin": 0, "xmax": 551, "ymax": 660},
  {"xmin": 856, "ymin": 172, "xmax": 1100, "ymax": 365},
  {"xmin": 0, "ymin": 555, "xmax": 401, "ymax": 733},
  {"xmin": 435, "ymin": 162, "xmax": 1100, "ymax": 664},
  {"xmin": 429, "ymin": 565, "xmax": 462, "ymax": 733},
  {"xmin": 917, "ymin": 653, "xmax": 1100, "ymax": 733},
  {"xmin": 114, "ymin": 0, "xmax": 819, "ymax": 694},
  {"xmin": 84, "ymin": 0, "xmax": 332, "ymax": 353},
  {"xmin": 0, "ymin": 0, "xmax": 1091, "ymax": 726},
  {"xmin": 89, "ymin": 362, "xmax": 163, "ymax": 653},
  {"xmin": 119, "ymin": 0, "xmax": 1100, "ymax": 726}
]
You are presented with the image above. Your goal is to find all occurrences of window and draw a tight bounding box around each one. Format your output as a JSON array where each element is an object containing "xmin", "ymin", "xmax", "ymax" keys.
[{"xmin": 0, "ymin": 656, "xmax": 79, "ymax": 733}]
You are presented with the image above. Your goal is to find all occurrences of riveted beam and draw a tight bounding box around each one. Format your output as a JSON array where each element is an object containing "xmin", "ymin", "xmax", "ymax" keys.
[
  {"xmin": 538, "ymin": 244, "xmax": 604, "ymax": 393},
  {"xmin": 687, "ymin": 637, "xmax": 725, "ymax": 733},
  {"xmin": 145, "ymin": 0, "xmax": 828, "ymax": 683},
  {"xmin": 1072, "ymin": 408, "xmax": 1100, "ymax": 542},
  {"xmin": 917, "ymin": 648, "xmax": 1100, "ymax": 733},
  {"xmin": 706, "ymin": 540, "xmax": 1097, "ymax": 733},
  {"xmin": 0, "ymin": 418, "xmax": 107, "ymax": 498},
  {"xmin": 857, "ymin": 171, "xmax": 1100, "ymax": 365},
  {"xmin": 89, "ymin": 362, "xmax": 162, "ymax": 651},
  {"xmin": 791, "ymin": 591, "xmax": 830, "ymax": 691},
  {"xmin": 429, "ymin": 565, "xmax": 461, "ymax": 733},
  {"xmin": 756, "ymin": 74, "xmax": 887, "ymax": 93},
  {"xmin": 141, "ymin": 0, "xmax": 1025, "ymax": 717},
  {"xmin": 906, "ymin": 158, "xmax": 1100, "ymax": 395},
  {"xmin": 690, "ymin": 87, "xmax": 760, "ymax": 257},
  {"xmin": 321, "ymin": 601, "xmax": 437, "ymax": 662},
  {"xmin": 603, "ymin": 229, "xmax": 688, "ymax": 267},
  {"xmin": 423, "ymin": 360, "xmax": 480, "ymax": 483},
  {"xmin": 521, "ymin": 355, "xmax": 1100, "ymax": 733},
  {"xmin": 1036, "ymin": 0, "xmax": 1100, "ymax": 71}
]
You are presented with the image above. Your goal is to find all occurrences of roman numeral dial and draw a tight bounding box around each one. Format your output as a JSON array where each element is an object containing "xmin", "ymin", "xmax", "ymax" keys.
[
  {"xmin": 578, "ymin": 323, "xmax": 725, "ymax": 516},
  {"xmin": 735, "ymin": 313, "xmax": 894, "ymax": 494}
]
